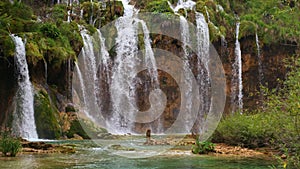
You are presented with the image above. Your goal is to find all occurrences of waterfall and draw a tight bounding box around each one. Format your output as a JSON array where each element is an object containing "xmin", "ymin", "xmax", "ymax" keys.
[
  {"xmin": 231, "ymin": 22, "xmax": 243, "ymax": 112},
  {"xmin": 89, "ymin": 0, "xmax": 94, "ymax": 25},
  {"xmin": 74, "ymin": 63, "xmax": 95, "ymax": 121},
  {"xmin": 256, "ymin": 32, "xmax": 264, "ymax": 105},
  {"xmin": 75, "ymin": 29, "xmax": 100, "ymax": 122},
  {"xmin": 195, "ymin": 12, "xmax": 210, "ymax": 134},
  {"xmin": 107, "ymin": 0, "xmax": 162, "ymax": 134},
  {"xmin": 169, "ymin": 0, "xmax": 196, "ymax": 13},
  {"xmin": 97, "ymin": 29, "xmax": 111, "ymax": 82},
  {"xmin": 205, "ymin": 6, "xmax": 211, "ymax": 22},
  {"xmin": 10, "ymin": 34, "xmax": 38, "ymax": 139},
  {"xmin": 109, "ymin": 1, "xmax": 138, "ymax": 133},
  {"xmin": 169, "ymin": 0, "xmax": 212, "ymax": 134},
  {"xmin": 43, "ymin": 59, "xmax": 47, "ymax": 82},
  {"xmin": 179, "ymin": 15, "xmax": 197, "ymax": 132}
]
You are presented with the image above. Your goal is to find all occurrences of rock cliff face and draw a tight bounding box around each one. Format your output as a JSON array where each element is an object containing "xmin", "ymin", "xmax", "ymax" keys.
[{"xmin": 0, "ymin": 58, "xmax": 16, "ymax": 127}]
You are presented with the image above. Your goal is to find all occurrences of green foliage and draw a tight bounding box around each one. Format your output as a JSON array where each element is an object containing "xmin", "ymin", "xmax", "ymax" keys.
[
  {"xmin": 143, "ymin": 0, "xmax": 173, "ymax": 14},
  {"xmin": 192, "ymin": 138, "xmax": 215, "ymax": 154},
  {"xmin": 264, "ymin": 57, "xmax": 300, "ymax": 168},
  {"xmin": 195, "ymin": 0, "xmax": 300, "ymax": 44},
  {"xmin": 0, "ymin": 130, "xmax": 22, "ymax": 157},
  {"xmin": 212, "ymin": 112, "xmax": 275, "ymax": 148},
  {"xmin": 213, "ymin": 57, "xmax": 300, "ymax": 168},
  {"xmin": 0, "ymin": 35, "xmax": 15, "ymax": 58},
  {"xmin": 51, "ymin": 4, "xmax": 67, "ymax": 21},
  {"xmin": 40, "ymin": 23, "xmax": 61, "ymax": 39}
]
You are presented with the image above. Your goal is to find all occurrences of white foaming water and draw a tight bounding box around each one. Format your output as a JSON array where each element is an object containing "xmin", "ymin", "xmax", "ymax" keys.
[
  {"xmin": 196, "ymin": 12, "xmax": 210, "ymax": 72},
  {"xmin": 97, "ymin": 29, "xmax": 111, "ymax": 82},
  {"xmin": 231, "ymin": 22, "xmax": 243, "ymax": 112},
  {"xmin": 169, "ymin": 0, "xmax": 196, "ymax": 13},
  {"xmin": 11, "ymin": 34, "xmax": 38, "ymax": 140},
  {"xmin": 110, "ymin": 3, "xmax": 139, "ymax": 133},
  {"xmin": 179, "ymin": 16, "xmax": 194, "ymax": 132},
  {"xmin": 108, "ymin": 0, "xmax": 161, "ymax": 134},
  {"xmin": 74, "ymin": 63, "xmax": 95, "ymax": 121},
  {"xmin": 195, "ymin": 12, "xmax": 210, "ymax": 134},
  {"xmin": 75, "ymin": 29, "xmax": 100, "ymax": 122}
]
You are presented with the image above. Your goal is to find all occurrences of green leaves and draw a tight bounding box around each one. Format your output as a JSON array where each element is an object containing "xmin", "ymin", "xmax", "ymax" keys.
[
  {"xmin": 40, "ymin": 23, "xmax": 61, "ymax": 39},
  {"xmin": 0, "ymin": 130, "xmax": 22, "ymax": 157},
  {"xmin": 192, "ymin": 138, "xmax": 215, "ymax": 154}
]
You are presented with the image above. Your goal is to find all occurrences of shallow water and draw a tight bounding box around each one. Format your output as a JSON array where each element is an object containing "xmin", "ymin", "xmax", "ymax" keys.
[{"xmin": 0, "ymin": 139, "xmax": 275, "ymax": 169}]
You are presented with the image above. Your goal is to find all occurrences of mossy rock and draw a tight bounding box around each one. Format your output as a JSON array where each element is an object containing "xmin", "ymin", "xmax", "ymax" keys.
[
  {"xmin": 34, "ymin": 88, "xmax": 61, "ymax": 139},
  {"xmin": 66, "ymin": 116, "xmax": 108, "ymax": 139}
]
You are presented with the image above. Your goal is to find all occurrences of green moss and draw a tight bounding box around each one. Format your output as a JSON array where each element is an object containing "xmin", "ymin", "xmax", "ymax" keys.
[
  {"xmin": 66, "ymin": 117, "xmax": 108, "ymax": 139},
  {"xmin": 34, "ymin": 89, "xmax": 61, "ymax": 139},
  {"xmin": 208, "ymin": 22, "xmax": 222, "ymax": 42},
  {"xmin": 39, "ymin": 23, "xmax": 61, "ymax": 39},
  {"xmin": 66, "ymin": 119, "xmax": 90, "ymax": 139},
  {"xmin": 52, "ymin": 4, "xmax": 67, "ymax": 21},
  {"xmin": 239, "ymin": 20, "xmax": 257, "ymax": 38},
  {"xmin": 58, "ymin": 22, "xmax": 83, "ymax": 54},
  {"xmin": 142, "ymin": 0, "xmax": 173, "ymax": 14}
]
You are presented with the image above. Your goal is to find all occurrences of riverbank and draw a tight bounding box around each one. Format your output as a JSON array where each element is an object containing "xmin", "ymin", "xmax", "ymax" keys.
[{"xmin": 10, "ymin": 136, "xmax": 277, "ymax": 161}]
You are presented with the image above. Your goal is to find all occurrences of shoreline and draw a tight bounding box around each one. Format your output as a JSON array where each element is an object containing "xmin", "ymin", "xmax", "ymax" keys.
[{"xmin": 0, "ymin": 137, "xmax": 276, "ymax": 161}]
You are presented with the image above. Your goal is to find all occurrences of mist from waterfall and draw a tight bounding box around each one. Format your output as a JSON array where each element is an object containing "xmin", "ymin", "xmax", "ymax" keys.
[{"xmin": 11, "ymin": 34, "xmax": 38, "ymax": 140}]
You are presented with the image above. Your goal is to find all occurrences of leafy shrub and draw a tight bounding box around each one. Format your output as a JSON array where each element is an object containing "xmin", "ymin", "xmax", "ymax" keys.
[
  {"xmin": 213, "ymin": 58, "xmax": 300, "ymax": 168},
  {"xmin": 0, "ymin": 130, "xmax": 22, "ymax": 157},
  {"xmin": 212, "ymin": 112, "xmax": 275, "ymax": 148},
  {"xmin": 40, "ymin": 23, "xmax": 61, "ymax": 39},
  {"xmin": 192, "ymin": 138, "xmax": 215, "ymax": 154}
]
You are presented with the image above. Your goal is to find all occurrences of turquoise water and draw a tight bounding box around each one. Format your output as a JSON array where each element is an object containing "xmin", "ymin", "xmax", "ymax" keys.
[{"xmin": 0, "ymin": 139, "xmax": 275, "ymax": 169}]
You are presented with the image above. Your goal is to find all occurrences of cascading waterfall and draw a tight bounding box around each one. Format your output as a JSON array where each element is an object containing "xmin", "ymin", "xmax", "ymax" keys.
[
  {"xmin": 97, "ymin": 29, "xmax": 111, "ymax": 82},
  {"xmin": 195, "ymin": 12, "xmax": 210, "ymax": 134},
  {"xmin": 74, "ymin": 0, "xmax": 213, "ymax": 134},
  {"xmin": 231, "ymin": 21, "xmax": 243, "ymax": 112},
  {"xmin": 138, "ymin": 19, "xmax": 163, "ymax": 133},
  {"xmin": 109, "ymin": 3, "xmax": 139, "ymax": 133},
  {"xmin": 256, "ymin": 32, "xmax": 264, "ymax": 105},
  {"xmin": 75, "ymin": 29, "xmax": 99, "ymax": 122},
  {"xmin": 108, "ymin": 0, "xmax": 161, "ymax": 134},
  {"xmin": 10, "ymin": 34, "xmax": 38, "ymax": 139},
  {"xmin": 169, "ymin": 0, "xmax": 212, "ymax": 134},
  {"xmin": 74, "ymin": 63, "xmax": 95, "ymax": 121},
  {"xmin": 179, "ymin": 16, "xmax": 195, "ymax": 132}
]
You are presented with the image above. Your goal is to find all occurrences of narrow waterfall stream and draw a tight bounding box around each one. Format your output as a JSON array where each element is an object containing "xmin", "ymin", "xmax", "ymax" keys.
[
  {"xmin": 231, "ymin": 21, "xmax": 243, "ymax": 112},
  {"xmin": 11, "ymin": 34, "xmax": 38, "ymax": 140}
]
